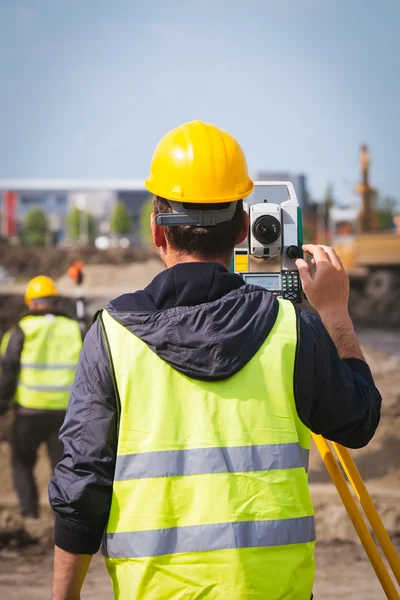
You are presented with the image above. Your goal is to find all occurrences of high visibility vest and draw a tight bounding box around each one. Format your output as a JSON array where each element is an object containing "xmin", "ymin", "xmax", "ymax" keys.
[
  {"xmin": 101, "ymin": 298, "xmax": 315, "ymax": 600},
  {"xmin": 13, "ymin": 315, "xmax": 82, "ymax": 411}
]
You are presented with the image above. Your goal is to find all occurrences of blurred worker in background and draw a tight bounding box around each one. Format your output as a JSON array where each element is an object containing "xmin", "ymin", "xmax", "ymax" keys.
[
  {"xmin": 0, "ymin": 276, "xmax": 82, "ymax": 524},
  {"xmin": 50, "ymin": 121, "xmax": 381, "ymax": 600}
]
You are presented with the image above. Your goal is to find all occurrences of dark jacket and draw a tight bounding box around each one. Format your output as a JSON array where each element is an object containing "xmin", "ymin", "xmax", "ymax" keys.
[
  {"xmin": 49, "ymin": 263, "xmax": 381, "ymax": 555},
  {"xmin": 0, "ymin": 309, "xmax": 79, "ymax": 416}
]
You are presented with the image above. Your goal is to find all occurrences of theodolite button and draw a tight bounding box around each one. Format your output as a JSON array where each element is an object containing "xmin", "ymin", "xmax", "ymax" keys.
[{"xmin": 286, "ymin": 245, "xmax": 300, "ymax": 259}]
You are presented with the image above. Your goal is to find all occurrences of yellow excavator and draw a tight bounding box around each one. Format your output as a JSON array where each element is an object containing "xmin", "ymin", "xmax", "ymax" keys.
[{"xmin": 330, "ymin": 146, "xmax": 400, "ymax": 326}]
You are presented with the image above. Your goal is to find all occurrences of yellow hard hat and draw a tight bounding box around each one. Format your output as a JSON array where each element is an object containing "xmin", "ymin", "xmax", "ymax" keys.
[
  {"xmin": 25, "ymin": 276, "xmax": 58, "ymax": 305},
  {"xmin": 145, "ymin": 120, "xmax": 254, "ymax": 203}
]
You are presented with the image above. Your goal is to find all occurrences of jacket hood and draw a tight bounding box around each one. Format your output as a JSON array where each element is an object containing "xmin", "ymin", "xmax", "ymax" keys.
[{"xmin": 105, "ymin": 263, "xmax": 279, "ymax": 381}]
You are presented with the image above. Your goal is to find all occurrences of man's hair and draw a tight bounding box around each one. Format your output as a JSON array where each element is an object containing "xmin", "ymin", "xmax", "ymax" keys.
[{"xmin": 153, "ymin": 196, "xmax": 244, "ymax": 260}]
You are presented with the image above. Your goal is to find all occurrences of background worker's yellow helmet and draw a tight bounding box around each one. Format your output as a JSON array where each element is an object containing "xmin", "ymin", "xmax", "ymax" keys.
[
  {"xmin": 25, "ymin": 276, "xmax": 58, "ymax": 306},
  {"xmin": 145, "ymin": 120, "xmax": 254, "ymax": 203}
]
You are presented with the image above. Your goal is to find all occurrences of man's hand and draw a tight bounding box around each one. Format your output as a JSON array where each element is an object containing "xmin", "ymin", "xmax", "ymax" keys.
[
  {"xmin": 296, "ymin": 244, "xmax": 365, "ymax": 361},
  {"xmin": 295, "ymin": 244, "xmax": 350, "ymax": 319}
]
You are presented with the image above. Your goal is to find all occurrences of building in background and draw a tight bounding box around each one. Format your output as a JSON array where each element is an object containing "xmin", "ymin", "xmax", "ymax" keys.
[
  {"xmin": 18, "ymin": 191, "xmax": 68, "ymax": 244},
  {"xmin": 0, "ymin": 191, "xmax": 18, "ymax": 237},
  {"xmin": 0, "ymin": 180, "xmax": 148, "ymax": 245},
  {"xmin": 0, "ymin": 176, "xmax": 308, "ymax": 244},
  {"xmin": 68, "ymin": 190, "xmax": 118, "ymax": 237},
  {"xmin": 116, "ymin": 188, "xmax": 150, "ymax": 245},
  {"xmin": 0, "ymin": 189, "xmax": 68, "ymax": 242}
]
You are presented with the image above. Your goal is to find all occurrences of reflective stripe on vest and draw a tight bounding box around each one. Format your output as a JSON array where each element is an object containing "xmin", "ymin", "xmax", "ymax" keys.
[
  {"xmin": 18, "ymin": 382, "xmax": 73, "ymax": 393},
  {"xmin": 113, "ymin": 443, "xmax": 310, "ymax": 481},
  {"xmin": 101, "ymin": 298, "xmax": 315, "ymax": 600},
  {"xmin": 20, "ymin": 363, "xmax": 78, "ymax": 370},
  {"xmin": 103, "ymin": 515, "xmax": 315, "ymax": 559},
  {"xmin": 16, "ymin": 315, "xmax": 82, "ymax": 411},
  {"xmin": 0, "ymin": 329, "xmax": 13, "ymax": 356}
]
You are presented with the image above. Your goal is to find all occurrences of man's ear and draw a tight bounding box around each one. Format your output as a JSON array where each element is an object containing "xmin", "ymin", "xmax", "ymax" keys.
[
  {"xmin": 235, "ymin": 210, "xmax": 250, "ymax": 245},
  {"xmin": 151, "ymin": 213, "xmax": 166, "ymax": 248}
]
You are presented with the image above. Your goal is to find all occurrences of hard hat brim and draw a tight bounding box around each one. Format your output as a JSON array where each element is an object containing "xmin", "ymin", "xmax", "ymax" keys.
[{"xmin": 145, "ymin": 180, "xmax": 254, "ymax": 203}]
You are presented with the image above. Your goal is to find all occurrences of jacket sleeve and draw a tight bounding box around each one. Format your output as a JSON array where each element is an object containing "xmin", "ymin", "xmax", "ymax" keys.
[
  {"xmin": 48, "ymin": 317, "xmax": 118, "ymax": 554},
  {"xmin": 294, "ymin": 309, "xmax": 382, "ymax": 449},
  {"xmin": 0, "ymin": 326, "xmax": 24, "ymax": 414}
]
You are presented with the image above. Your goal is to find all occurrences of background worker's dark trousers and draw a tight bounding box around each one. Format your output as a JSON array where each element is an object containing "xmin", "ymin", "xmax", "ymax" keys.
[{"xmin": 11, "ymin": 412, "xmax": 65, "ymax": 518}]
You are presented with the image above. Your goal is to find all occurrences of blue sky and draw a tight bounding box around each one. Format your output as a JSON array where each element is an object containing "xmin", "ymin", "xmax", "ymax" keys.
[{"xmin": 0, "ymin": 0, "xmax": 399, "ymax": 202}]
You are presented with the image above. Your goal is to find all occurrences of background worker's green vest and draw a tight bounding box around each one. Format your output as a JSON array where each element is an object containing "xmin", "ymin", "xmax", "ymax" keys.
[
  {"xmin": 4, "ymin": 315, "xmax": 82, "ymax": 411},
  {"xmin": 101, "ymin": 299, "xmax": 315, "ymax": 600}
]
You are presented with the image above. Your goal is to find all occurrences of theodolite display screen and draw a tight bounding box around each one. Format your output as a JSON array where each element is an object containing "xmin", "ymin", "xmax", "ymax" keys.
[{"xmin": 242, "ymin": 274, "xmax": 281, "ymax": 291}]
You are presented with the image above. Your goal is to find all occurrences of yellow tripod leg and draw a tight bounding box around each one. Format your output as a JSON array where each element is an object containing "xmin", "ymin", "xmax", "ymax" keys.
[
  {"xmin": 312, "ymin": 434, "xmax": 400, "ymax": 600},
  {"xmin": 332, "ymin": 442, "xmax": 400, "ymax": 586}
]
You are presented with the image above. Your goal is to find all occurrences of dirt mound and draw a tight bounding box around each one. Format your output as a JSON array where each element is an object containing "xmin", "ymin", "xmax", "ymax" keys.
[
  {"xmin": 311, "ymin": 483, "xmax": 400, "ymax": 543},
  {"xmin": 56, "ymin": 259, "xmax": 163, "ymax": 297},
  {"xmin": 309, "ymin": 346, "xmax": 400, "ymax": 486},
  {"xmin": 0, "ymin": 242, "xmax": 158, "ymax": 281},
  {"xmin": 0, "ymin": 244, "xmax": 163, "ymax": 337}
]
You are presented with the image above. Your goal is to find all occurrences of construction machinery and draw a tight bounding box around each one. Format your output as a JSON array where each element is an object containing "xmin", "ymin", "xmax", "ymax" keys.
[{"xmin": 330, "ymin": 146, "xmax": 400, "ymax": 326}]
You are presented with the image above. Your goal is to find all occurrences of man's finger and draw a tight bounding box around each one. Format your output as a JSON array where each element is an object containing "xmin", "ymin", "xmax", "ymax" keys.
[
  {"xmin": 332, "ymin": 249, "xmax": 345, "ymax": 269},
  {"xmin": 295, "ymin": 258, "xmax": 313, "ymax": 288},
  {"xmin": 302, "ymin": 244, "xmax": 330, "ymax": 264},
  {"xmin": 318, "ymin": 245, "xmax": 343, "ymax": 269}
]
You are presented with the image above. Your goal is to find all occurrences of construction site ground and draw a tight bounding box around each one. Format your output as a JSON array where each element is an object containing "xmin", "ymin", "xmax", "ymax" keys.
[{"xmin": 0, "ymin": 255, "xmax": 399, "ymax": 598}]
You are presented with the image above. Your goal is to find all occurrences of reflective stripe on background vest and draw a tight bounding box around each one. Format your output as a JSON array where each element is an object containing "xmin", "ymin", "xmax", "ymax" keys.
[
  {"xmin": 17, "ymin": 315, "xmax": 82, "ymax": 411},
  {"xmin": 0, "ymin": 329, "xmax": 13, "ymax": 356},
  {"xmin": 101, "ymin": 298, "xmax": 315, "ymax": 600}
]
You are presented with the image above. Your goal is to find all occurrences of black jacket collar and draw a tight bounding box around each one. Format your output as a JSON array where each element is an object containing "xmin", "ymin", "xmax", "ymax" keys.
[{"xmin": 107, "ymin": 261, "xmax": 278, "ymax": 381}]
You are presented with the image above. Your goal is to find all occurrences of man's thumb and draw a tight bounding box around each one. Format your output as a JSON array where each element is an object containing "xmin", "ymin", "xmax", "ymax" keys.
[{"xmin": 295, "ymin": 259, "xmax": 312, "ymax": 287}]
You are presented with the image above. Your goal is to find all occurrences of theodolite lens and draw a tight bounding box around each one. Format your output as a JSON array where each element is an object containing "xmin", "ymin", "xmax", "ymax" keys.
[{"xmin": 252, "ymin": 215, "xmax": 281, "ymax": 245}]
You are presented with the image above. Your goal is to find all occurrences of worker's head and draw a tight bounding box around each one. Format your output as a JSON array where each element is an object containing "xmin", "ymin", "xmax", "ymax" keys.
[
  {"xmin": 25, "ymin": 276, "xmax": 58, "ymax": 311},
  {"xmin": 145, "ymin": 120, "xmax": 254, "ymax": 268}
]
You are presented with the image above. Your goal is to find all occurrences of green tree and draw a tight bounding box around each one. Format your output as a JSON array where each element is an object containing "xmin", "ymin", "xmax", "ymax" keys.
[
  {"xmin": 67, "ymin": 207, "xmax": 96, "ymax": 244},
  {"xmin": 110, "ymin": 201, "xmax": 132, "ymax": 236},
  {"xmin": 23, "ymin": 207, "xmax": 49, "ymax": 246},
  {"xmin": 376, "ymin": 195, "xmax": 398, "ymax": 230},
  {"xmin": 67, "ymin": 206, "xmax": 80, "ymax": 241},
  {"xmin": 139, "ymin": 195, "xmax": 154, "ymax": 245}
]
